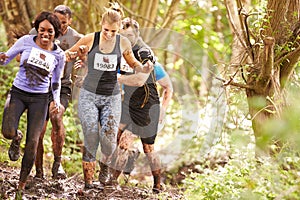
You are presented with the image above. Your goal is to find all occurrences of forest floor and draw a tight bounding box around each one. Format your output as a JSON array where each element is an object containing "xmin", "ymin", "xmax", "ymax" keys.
[{"xmin": 0, "ymin": 158, "xmax": 186, "ymax": 200}]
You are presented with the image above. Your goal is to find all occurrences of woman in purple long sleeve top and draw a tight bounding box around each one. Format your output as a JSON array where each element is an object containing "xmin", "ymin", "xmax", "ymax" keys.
[{"xmin": 0, "ymin": 11, "xmax": 65, "ymax": 190}]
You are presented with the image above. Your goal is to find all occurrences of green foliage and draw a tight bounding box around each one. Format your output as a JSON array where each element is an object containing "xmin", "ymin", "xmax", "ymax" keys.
[
  {"xmin": 183, "ymin": 117, "xmax": 300, "ymax": 200},
  {"xmin": 259, "ymin": 88, "xmax": 300, "ymax": 152},
  {"xmin": 0, "ymin": 41, "xmax": 28, "ymax": 152},
  {"xmin": 184, "ymin": 152, "xmax": 300, "ymax": 199},
  {"xmin": 61, "ymin": 102, "xmax": 83, "ymax": 175},
  {"xmin": 180, "ymin": 81, "xmax": 300, "ymax": 199}
]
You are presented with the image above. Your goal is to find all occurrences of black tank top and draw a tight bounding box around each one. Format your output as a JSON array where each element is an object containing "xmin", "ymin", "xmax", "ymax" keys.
[
  {"xmin": 83, "ymin": 32, "xmax": 121, "ymax": 95},
  {"xmin": 123, "ymin": 43, "xmax": 159, "ymax": 108}
]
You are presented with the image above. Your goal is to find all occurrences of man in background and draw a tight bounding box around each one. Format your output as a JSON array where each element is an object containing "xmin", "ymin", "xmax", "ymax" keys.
[{"xmin": 113, "ymin": 17, "xmax": 173, "ymax": 193}]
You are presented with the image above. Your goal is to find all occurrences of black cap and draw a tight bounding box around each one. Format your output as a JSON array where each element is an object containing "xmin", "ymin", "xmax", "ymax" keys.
[{"xmin": 54, "ymin": 5, "xmax": 72, "ymax": 17}]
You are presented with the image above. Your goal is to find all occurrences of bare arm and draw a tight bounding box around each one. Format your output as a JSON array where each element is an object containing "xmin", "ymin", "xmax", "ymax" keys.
[
  {"xmin": 118, "ymin": 72, "xmax": 150, "ymax": 87},
  {"xmin": 122, "ymin": 48, "xmax": 153, "ymax": 73},
  {"xmin": 65, "ymin": 33, "xmax": 93, "ymax": 61},
  {"xmin": 120, "ymin": 36, "xmax": 153, "ymax": 86},
  {"xmin": 157, "ymin": 74, "xmax": 173, "ymax": 122}
]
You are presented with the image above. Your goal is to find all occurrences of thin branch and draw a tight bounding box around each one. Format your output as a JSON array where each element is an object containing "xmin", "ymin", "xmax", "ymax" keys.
[
  {"xmin": 250, "ymin": 104, "xmax": 274, "ymax": 121},
  {"xmin": 116, "ymin": 0, "xmax": 158, "ymax": 27},
  {"xmin": 266, "ymin": 96, "xmax": 281, "ymax": 118},
  {"xmin": 224, "ymin": 0, "xmax": 252, "ymax": 59},
  {"xmin": 215, "ymin": 76, "xmax": 254, "ymax": 89},
  {"xmin": 237, "ymin": 0, "xmax": 254, "ymax": 60}
]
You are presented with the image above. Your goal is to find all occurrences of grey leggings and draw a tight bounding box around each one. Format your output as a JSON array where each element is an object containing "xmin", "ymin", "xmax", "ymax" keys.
[{"xmin": 78, "ymin": 88, "xmax": 121, "ymax": 162}]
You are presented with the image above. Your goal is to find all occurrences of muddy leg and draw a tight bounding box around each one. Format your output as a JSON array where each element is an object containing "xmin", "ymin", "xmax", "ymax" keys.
[
  {"xmin": 111, "ymin": 129, "xmax": 137, "ymax": 180},
  {"xmin": 35, "ymin": 121, "xmax": 48, "ymax": 178},
  {"xmin": 143, "ymin": 143, "xmax": 161, "ymax": 193},
  {"xmin": 49, "ymin": 102, "xmax": 67, "ymax": 179}
]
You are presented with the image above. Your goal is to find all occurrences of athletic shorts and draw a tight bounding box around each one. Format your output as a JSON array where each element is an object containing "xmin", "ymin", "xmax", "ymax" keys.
[{"xmin": 120, "ymin": 100, "xmax": 160, "ymax": 144}]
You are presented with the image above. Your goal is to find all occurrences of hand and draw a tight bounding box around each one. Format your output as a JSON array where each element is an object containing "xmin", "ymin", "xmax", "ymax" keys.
[
  {"xmin": 117, "ymin": 73, "xmax": 122, "ymax": 82},
  {"xmin": 142, "ymin": 60, "xmax": 154, "ymax": 73},
  {"xmin": 77, "ymin": 45, "xmax": 88, "ymax": 61},
  {"xmin": 0, "ymin": 53, "xmax": 9, "ymax": 64},
  {"xmin": 159, "ymin": 106, "xmax": 166, "ymax": 123},
  {"xmin": 50, "ymin": 101, "xmax": 62, "ymax": 114},
  {"xmin": 73, "ymin": 59, "xmax": 85, "ymax": 70},
  {"xmin": 137, "ymin": 47, "xmax": 155, "ymax": 64},
  {"xmin": 65, "ymin": 50, "xmax": 78, "ymax": 62}
]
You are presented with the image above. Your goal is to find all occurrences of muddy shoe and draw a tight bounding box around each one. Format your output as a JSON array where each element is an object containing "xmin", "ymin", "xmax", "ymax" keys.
[
  {"xmin": 52, "ymin": 161, "xmax": 67, "ymax": 179},
  {"xmin": 35, "ymin": 168, "xmax": 44, "ymax": 179},
  {"xmin": 8, "ymin": 131, "xmax": 23, "ymax": 161},
  {"xmin": 123, "ymin": 149, "xmax": 140, "ymax": 175},
  {"xmin": 99, "ymin": 162, "xmax": 113, "ymax": 185},
  {"xmin": 152, "ymin": 184, "xmax": 164, "ymax": 194},
  {"xmin": 17, "ymin": 181, "xmax": 26, "ymax": 191},
  {"xmin": 84, "ymin": 181, "xmax": 104, "ymax": 190}
]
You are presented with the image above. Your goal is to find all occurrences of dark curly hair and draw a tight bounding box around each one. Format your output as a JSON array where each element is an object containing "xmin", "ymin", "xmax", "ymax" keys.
[{"xmin": 34, "ymin": 11, "xmax": 62, "ymax": 38}]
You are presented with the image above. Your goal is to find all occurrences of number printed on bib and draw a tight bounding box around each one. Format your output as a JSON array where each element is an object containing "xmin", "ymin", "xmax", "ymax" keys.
[
  {"xmin": 120, "ymin": 57, "xmax": 134, "ymax": 73},
  {"xmin": 27, "ymin": 47, "xmax": 55, "ymax": 72},
  {"xmin": 94, "ymin": 53, "xmax": 117, "ymax": 71}
]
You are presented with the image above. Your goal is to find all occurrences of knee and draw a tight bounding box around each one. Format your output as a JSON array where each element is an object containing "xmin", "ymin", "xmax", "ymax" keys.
[
  {"xmin": 50, "ymin": 112, "xmax": 62, "ymax": 124},
  {"xmin": 27, "ymin": 138, "xmax": 39, "ymax": 149},
  {"xmin": 143, "ymin": 143, "xmax": 154, "ymax": 154},
  {"xmin": 49, "ymin": 104, "xmax": 65, "ymax": 122},
  {"xmin": 118, "ymin": 129, "xmax": 136, "ymax": 150},
  {"xmin": 1, "ymin": 126, "xmax": 16, "ymax": 140}
]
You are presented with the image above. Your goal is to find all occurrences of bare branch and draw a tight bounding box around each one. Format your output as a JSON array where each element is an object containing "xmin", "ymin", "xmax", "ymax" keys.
[
  {"xmin": 116, "ymin": 0, "xmax": 158, "ymax": 27},
  {"xmin": 224, "ymin": 0, "xmax": 252, "ymax": 60},
  {"xmin": 215, "ymin": 76, "xmax": 254, "ymax": 89}
]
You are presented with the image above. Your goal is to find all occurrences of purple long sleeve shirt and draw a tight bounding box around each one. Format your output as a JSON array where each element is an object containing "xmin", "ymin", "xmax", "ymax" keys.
[{"xmin": 1, "ymin": 35, "xmax": 65, "ymax": 104}]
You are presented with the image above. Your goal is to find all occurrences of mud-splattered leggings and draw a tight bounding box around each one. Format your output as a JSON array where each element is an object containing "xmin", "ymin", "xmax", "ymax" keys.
[
  {"xmin": 1, "ymin": 86, "xmax": 48, "ymax": 182},
  {"xmin": 78, "ymin": 88, "xmax": 121, "ymax": 162}
]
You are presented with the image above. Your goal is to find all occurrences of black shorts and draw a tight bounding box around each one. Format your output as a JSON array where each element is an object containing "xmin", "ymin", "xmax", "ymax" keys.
[
  {"xmin": 120, "ymin": 100, "xmax": 160, "ymax": 144},
  {"xmin": 46, "ymin": 86, "xmax": 71, "ymax": 120}
]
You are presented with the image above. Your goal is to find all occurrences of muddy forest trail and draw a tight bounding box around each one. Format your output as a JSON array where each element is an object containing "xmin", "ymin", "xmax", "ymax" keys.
[{"xmin": 0, "ymin": 157, "xmax": 185, "ymax": 199}]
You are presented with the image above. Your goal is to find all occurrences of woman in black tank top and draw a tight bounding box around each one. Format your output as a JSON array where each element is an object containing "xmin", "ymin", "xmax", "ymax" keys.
[{"xmin": 65, "ymin": 8, "xmax": 154, "ymax": 189}]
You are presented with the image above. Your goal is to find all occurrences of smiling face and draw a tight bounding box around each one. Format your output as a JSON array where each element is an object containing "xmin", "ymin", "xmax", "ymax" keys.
[
  {"xmin": 36, "ymin": 20, "xmax": 55, "ymax": 49},
  {"xmin": 101, "ymin": 22, "xmax": 120, "ymax": 41},
  {"xmin": 100, "ymin": 9, "xmax": 122, "ymax": 41}
]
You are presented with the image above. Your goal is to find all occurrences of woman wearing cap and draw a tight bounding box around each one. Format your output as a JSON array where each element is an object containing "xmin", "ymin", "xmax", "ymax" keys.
[
  {"xmin": 0, "ymin": 11, "xmax": 65, "ymax": 190},
  {"xmin": 66, "ymin": 7, "xmax": 153, "ymax": 189}
]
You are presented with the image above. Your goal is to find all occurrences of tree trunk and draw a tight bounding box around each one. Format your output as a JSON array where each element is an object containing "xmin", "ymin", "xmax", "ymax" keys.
[
  {"xmin": 248, "ymin": 0, "xmax": 300, "ymax": 138},
  {"xmin": 225, "ymin": 0, "xmax": 300, "ymax": 155},
  {"xmin": 0, "ymin": 0, "xmax": 33, "ymax": 46}
]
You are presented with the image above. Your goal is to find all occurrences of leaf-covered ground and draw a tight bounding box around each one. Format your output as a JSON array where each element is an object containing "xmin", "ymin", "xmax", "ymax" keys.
[{"xmin": 0, "ymin": 161, "xmax": 185, "ymax": 199}]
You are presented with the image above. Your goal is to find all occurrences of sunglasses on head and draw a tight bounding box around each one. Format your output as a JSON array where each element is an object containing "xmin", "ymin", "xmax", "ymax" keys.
[
  {"xmin": 122, "ymin": 19, "xmax": 139, "ymax": 30},
  {"xmin": 112, "ymin": 8, "xmax": 121, "ymax": 13}
]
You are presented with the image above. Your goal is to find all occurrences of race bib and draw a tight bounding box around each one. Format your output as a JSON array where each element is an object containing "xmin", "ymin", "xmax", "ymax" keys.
[
  {"xmin": 94, "ymin": 53, "xmax": 117, "ymax": 71},
  {"xmin": 120, "ymin": 57, "xmax": 134, "ymax": 73},
  {"xmin": 27, "ymin": 47, "xmax": 55, "ymax": 72}
]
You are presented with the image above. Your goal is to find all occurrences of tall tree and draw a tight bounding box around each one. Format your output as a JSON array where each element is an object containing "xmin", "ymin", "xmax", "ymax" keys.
[
  {"xmin": 0, "ymin": 0, "xmax": 33, "ymax": 46},
  {"xmin": 0, "ymin": 0, "xmax": 64, "ymax": 46},
  {"xmin": 224, "ymin": 0, "xmax": 300, "ymax": 155}
]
